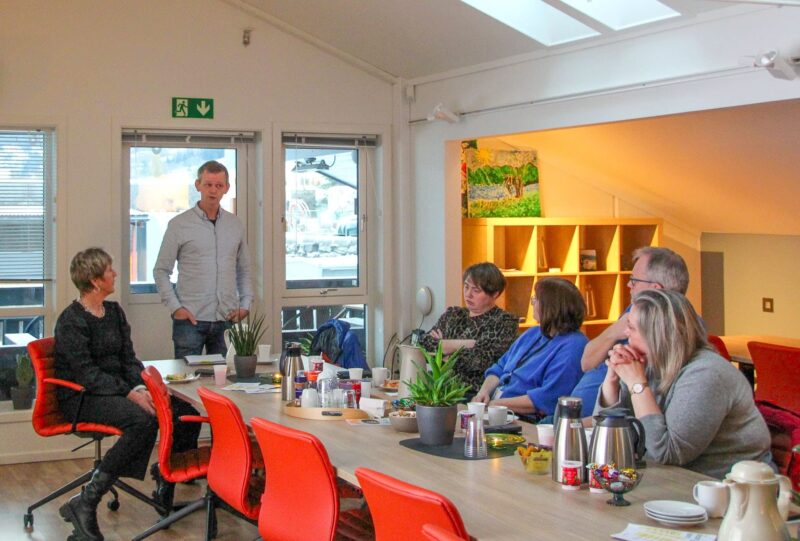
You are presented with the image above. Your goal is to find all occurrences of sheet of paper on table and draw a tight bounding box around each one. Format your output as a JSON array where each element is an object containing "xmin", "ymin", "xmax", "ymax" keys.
[
  {"xmin": 612, "ymin": 523, "xmax": 716, "ymax": 541},
  {"xmin": 222, "ymin": 382, "xmax": 281, "ymax": 393},
  {"xmin": 184, "ymin": 354, "xmax": 225, "ymax": 365}
]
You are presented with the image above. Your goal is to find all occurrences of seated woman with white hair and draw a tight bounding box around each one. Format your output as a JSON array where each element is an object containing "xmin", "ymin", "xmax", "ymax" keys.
[{"xmin": 597, "ymin": 289, "xmax": 770, "ymax": 479}]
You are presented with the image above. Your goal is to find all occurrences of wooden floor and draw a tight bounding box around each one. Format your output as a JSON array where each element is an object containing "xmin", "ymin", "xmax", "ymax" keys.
[{"xmin": 0, "ymin": 454, "xmax": 259, "ymax": 541}]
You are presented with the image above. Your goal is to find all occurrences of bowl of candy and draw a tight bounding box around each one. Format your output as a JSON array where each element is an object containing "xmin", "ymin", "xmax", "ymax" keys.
[
  {"xmin": 388, "ymin": 410, "xmax": 418, "ymax": 433},
  {"xmin": 589, "ymin": 464, "xmax": 643, "ymax": 506},
  {"xmin": 391, "ymin": 398, "xmax": 416, "ymax": 412},
  {"xmin": 516, "ymin": 444, "xmax": 552, "ymax": 475}
]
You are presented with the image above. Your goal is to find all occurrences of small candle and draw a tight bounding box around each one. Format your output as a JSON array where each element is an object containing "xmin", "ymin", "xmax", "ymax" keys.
[{"xmin": 272, "ymin": 373, "xmax": 283, "ymax": 384}]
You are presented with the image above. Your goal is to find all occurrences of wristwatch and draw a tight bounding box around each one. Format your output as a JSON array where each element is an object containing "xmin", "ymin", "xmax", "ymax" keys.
[{"xmin": 630, "ymin": 382, "xmax": 647, "ymax": 395}]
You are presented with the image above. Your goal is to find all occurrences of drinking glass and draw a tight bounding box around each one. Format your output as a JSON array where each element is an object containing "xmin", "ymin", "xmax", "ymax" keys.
[
  {"xmin": 318, "ymin": 377, "xmax": 339, "ymax": 408},
  {"xmin": 343, "ymin": 389, "xmax": 358, "ymax": 409}
]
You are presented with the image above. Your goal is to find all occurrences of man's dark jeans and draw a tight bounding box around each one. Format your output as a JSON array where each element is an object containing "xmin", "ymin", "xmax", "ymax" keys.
[{"xmin": 172, "ymin": 319, "xmax": 228, "ymax": 359}]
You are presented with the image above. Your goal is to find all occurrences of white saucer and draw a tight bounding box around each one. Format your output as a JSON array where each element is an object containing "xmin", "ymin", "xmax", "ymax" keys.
[
  {"xmin": 645, "ymin": 512, "xmax": 708, "ymax": 527},
  {"xmin": 645, "ymin": 510, "xmax": 707, "ymax": 522},
  {"xmin": 644, "ymin": 500, "xmax": 707, "ymax": 519}
]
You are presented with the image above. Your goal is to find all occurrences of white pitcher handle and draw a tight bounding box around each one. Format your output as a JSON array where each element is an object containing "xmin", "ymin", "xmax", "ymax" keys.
[{"xmin": 777, "ymin": 474, "xmax": 792, "ymax": 521}]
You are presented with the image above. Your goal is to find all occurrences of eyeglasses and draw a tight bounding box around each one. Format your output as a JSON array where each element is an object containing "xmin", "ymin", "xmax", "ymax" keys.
[{"xmin": 628, "ymin": 276, "xmax": 661, "ymax": 287}]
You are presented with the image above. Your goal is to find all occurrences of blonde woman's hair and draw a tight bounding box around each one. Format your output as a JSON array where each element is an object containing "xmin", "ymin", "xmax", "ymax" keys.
[
  {"xmin": 631, "ymin": 289, "xmax": 710, "ymax": 394},
  {"xmin": 70, "ymin": 248, "xmax": 112, "ymax": 293}
]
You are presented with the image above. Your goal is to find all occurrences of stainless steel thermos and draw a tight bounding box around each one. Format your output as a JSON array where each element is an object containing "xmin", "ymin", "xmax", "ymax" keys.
[
  {"xmin": 551, "ymin": 396, "xmax": 588, "ymax": 484},
  {"xmin": 281, "ymin": 343, "xmax": 303, "ymax": 402}
]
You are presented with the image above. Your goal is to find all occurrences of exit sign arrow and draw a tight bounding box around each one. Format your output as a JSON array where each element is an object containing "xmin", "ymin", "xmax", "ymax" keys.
[{"xmin": 172, "ymin": 97, "xmax": 215, "ymax": 119}]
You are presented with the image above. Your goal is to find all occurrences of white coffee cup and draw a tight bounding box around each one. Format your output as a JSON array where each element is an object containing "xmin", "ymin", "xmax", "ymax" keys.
[
  {"xmin": 693, "ymin": 480, "xmax": 729, "ymax": 518},
  {"xmin": 213, "ymin": 364, "xmax": 227, "ymax": 386},
  {"xmin": 360, "ymin": 380, "xmax": 372, "ymax": 399},
  {"xmin": 467, "ymin": 401, "xmax": 486, "ymax": 418},
  {"xmin": 372, "ymin": 367, "xmax": 389, "ymax": 386},
  {"xmin": 258, "ymin": 344, "xmax": 271, "ymax": 363},
  {"xmin": 301, "ymin": 388, "xmax": 320, "ymax": 408},
  {"xmin": 536, "ymin": 424, "xmax": 555, "ymax": 447},
  {"xmin": 348, "ymin": 368, "xmax": 363, "ymax": 380},
  {"xmin": 488, "ymin": 405, "xmax": 512, "ymax": 426}
]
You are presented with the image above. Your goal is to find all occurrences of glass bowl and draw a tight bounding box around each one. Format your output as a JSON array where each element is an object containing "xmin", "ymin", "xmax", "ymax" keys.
[
  {"xmin": 590, "ymin": 465, "xmax": 643, "ymax": 506},
  {"xmin": 517, "ymin": 444, "xmax": 552, "ymax": 475},
  {"xmin": 485, "ymin": 433, "xmax": 525, "ymax": 450}
]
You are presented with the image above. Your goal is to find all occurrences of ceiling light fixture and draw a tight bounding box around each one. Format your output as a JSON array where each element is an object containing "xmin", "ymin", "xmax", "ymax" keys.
[
  {"xmin": 427, "ymin": 103, "xmax": 460, "ymax": 123},
  {"xmin": 753, "ymin": 49, "xmax": 798, "ymax": 80}
]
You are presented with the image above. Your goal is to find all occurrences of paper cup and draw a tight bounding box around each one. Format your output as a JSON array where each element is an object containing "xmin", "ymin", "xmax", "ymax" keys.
[
  {"xmin": 536, "ymin": 424, "xmax": 554, "ymax": 447},
  {"xmin": 213, "ymin": 364, "xmax": 227, "ymax": 386},
  {"xmin": 372, "ymin": 367, "xmax": 389, "ymax": 386},
  {"xmin": 348, "ymin": 368, "xmax": 363, "ymax": 380},
  {"xmin": 258, "ymin": 344, "xmax": 271, "ymax": 363}
]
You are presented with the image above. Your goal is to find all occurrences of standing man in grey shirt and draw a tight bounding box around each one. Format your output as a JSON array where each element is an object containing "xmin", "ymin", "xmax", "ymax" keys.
[{"xmin": 154, "ymin": 160, "xmax": 253, "ymax": 358}]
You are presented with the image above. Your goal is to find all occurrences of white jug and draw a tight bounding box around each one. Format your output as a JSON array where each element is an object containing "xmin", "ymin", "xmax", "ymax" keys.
[
  {"xmin": 718, "ymin": 460, "xmax": 791, "ymax": 541},
  {"xmin": 397, "ymin": 345, "xmax": 426, "ymax": 398}
]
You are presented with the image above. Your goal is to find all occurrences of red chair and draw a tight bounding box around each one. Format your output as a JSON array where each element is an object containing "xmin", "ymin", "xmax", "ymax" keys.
[
  {"xmin": 707, "ymin": 335, "xmax": 732, "ymax": 362},
  {"xmin": 24, "ymin": 338, "xmax": 163, "ymax": 530},
  {"xmin": 250, "ymin": 417, "xmax": 373, "ymax": 541},
  {"xmin": 423, "ymin": 523, "xmax": 469, "ymax": 541},
  {"xmin": 197, "ymin": 387, "xmax": 264, "ymax": 527},
  {"xmin": 748, "ymin": 341, "xmax": 800, "ymax": 413},
  {"xmin": 355, "ymin": 467, "xmax": 471, "ymax": 541},
  {"xmin": 133, "ymin": 366, "xmax": 214, "ymax": 541}
]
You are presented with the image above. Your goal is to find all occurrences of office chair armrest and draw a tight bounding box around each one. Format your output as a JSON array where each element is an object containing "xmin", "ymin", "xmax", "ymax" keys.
[
  {"xmin": 43, "ymin": 377, "xmax": 85, "ymax": 392},
  {"xmin": 179, "ymin": 415, "xmax": 210, "ymax": 424}
]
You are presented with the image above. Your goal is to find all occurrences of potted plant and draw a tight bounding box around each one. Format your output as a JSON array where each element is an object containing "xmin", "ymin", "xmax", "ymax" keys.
[
  {"xmin": 406, "ymin": 343, "xmax": 471, "ymax": 446},
  {"xmin": 11, "ymin": 353, "xmax": 34, "ymax": 410},
  {"xmin": 227, "ymin": 310, "xmax": 267, "ymax": 379}
]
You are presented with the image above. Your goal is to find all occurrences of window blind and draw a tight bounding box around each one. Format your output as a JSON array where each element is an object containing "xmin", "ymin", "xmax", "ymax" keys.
[{"xmin": 0, "ymin": 129, "xmax": 52, "ymax": 281}]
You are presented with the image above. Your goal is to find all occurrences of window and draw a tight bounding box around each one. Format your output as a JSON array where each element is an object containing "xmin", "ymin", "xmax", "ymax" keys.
[
  {"xmin": 279, "ymin": 133, "xmax": 376, "ymax": 351},
  {"xmin": 122, "ymin": 130, "xmax": 255, "ymax": 298},
  {"xmin": 0, "ymin": 128, "xmax": 54, "ymax": 399}
]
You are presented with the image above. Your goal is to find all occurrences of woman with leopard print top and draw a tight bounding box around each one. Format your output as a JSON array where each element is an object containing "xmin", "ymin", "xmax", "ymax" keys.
[{"xmin": 419, "ymin": 262, "xmax": 519, "ymax": 395}]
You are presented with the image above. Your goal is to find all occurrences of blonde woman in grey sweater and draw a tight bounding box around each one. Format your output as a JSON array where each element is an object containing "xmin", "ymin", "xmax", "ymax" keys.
[{"xmin": 597, "ymin": 289, "xmax": 770, "ymax": 479}]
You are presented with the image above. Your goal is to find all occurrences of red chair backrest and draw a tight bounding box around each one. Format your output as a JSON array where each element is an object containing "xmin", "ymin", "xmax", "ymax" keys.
[
  {"xmin": 707, "ymin": 335, "xmax": 732, "ymax": 362},
  {"xmin": 423, "ymin": 523, "xmax": 469, "ymax": 541},
  {"xmin": 28, "ymin": 337, "xmax": 63, "ymax": 435},
  {"xmin": 141, "ymin": 366, "xmax": 179, "ymax": 479},
  {"xmin": 355, "ymin": 467, "xmax": 469, "ymax": 541},
  {"xmin": 250, "ymin": 417, "xmax": 339, "ymax": 541},
  {"xmin": 748, "ymin": 341, "xmax": 800, "ymax": 413},
  {"xmin": 198, "ymin": 387, "xmax": 261, "ymax": 519}
]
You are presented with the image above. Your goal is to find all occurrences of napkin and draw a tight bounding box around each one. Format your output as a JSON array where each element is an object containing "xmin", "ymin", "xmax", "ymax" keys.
[
  {"xmin": 612, "ymin": 524, "xmax": 716, "ymax": 541},
  {"xmin": 359, "ymin": 397, "xmax": 388, "ymax": 418}
]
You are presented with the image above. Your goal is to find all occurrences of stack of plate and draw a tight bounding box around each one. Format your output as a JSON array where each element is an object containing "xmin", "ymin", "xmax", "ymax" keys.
[{"xmin": 644, "ymin": 500, "xmax": 708, "ymax": 527}]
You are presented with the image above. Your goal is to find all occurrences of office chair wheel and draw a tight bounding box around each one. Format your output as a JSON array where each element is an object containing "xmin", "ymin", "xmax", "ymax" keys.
[
  {"xmin": 107, "ymin": 498, "xmax": 120, "ymax": 511},
  {"xmin": 23, "ymin": 512, "xmax": 33, "ymax": 529}
]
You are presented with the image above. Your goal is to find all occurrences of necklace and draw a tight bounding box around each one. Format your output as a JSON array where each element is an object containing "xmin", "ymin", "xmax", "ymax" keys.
[{"xmin": 78, "ymin": 297, "xmax": 105, "ymax": 318}]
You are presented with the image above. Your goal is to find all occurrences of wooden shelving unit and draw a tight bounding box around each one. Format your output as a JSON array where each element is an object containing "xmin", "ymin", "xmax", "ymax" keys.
[{"xmin": 462, "ymin": 217, "xmax": 662, "ymax": 339}]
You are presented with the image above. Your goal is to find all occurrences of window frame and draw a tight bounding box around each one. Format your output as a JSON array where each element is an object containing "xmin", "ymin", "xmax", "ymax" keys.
[
  {"xmin": 0, "ymin": 127, "xmax": 56, "ymax": 342},
  {"xmin": 121, "ymin": 130, "xmax": 255, "ymax": 305}
]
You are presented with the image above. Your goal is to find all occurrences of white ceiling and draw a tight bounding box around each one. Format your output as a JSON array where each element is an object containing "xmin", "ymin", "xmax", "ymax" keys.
[{"xmin": 240, "ymin": 0, "xmax": 753, "ymax": 80}]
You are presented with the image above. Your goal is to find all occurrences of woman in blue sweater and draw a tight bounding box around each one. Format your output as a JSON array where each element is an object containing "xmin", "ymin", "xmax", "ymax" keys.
[{"xmin": 474, "ymin": 278, "xmax": 588, "ymax": 417}]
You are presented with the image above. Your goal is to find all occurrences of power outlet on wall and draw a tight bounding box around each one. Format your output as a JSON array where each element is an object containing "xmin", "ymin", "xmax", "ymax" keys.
[{"xmin": 762, "ymin": 297, "xmax": 774, "ymax": 313}]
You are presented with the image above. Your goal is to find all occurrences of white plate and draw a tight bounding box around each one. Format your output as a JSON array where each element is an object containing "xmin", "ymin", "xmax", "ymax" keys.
[
  {"xmin": 164, "ymin": 373, "xmax": 201, "ymax": 385},
  {"xmin": 645, "ymin": 509, "xmax": 707, "ymax": 522},
  {"xmin": 645, "ymin": 512, "xmax": 707, "ymax": 527},
  {"xmin": 644, "ymin": 500, "xmax": 707, "ymax": 519}
]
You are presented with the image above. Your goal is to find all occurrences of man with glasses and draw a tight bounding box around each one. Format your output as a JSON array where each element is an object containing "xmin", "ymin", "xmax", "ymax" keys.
[{"xmin": 569, "ymin": 246, "xmax": 690, "ymax": 418}]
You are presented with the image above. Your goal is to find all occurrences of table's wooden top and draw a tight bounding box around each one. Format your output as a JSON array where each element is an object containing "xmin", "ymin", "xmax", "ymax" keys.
[
  {"xmin": 720, "ymin": 335, "xmax": 800, "ymax": 364},
  {"xmin": 144, "ymin": 359, "xmax": 719, "ymax": 540}
]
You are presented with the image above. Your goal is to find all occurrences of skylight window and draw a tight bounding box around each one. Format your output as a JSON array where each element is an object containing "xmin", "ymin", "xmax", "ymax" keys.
[
  {"xmin": 461, "ymin": 0, "xmax": 599, "ymax": 47},
  {"xmin": 560, "ymin": 0, "xmax": 680, "ymax": 31}
]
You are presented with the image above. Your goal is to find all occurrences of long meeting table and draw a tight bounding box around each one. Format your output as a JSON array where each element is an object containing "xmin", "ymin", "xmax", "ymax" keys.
[{"xmin": 145, "ymin": 359, "xmax": 719, "ymax": 540}]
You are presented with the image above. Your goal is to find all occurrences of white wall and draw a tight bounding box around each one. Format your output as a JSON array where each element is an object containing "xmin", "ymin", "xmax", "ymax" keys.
[
  {"xmin": 0, "ymin": 0, "xmax": 396, "ymax": 360},
  {"xmin": 702, "ymin": 233, "xmax": 800, "ymax": 337},
  {"xmin": 407, "ymin": 7, "xmax": 800, "ymax": 319}
]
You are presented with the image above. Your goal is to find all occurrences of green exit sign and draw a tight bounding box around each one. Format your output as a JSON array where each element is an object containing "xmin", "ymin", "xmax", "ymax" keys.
[{"xmin": 172, "ymin": 97, "xmax": 214, "ymax": 119}]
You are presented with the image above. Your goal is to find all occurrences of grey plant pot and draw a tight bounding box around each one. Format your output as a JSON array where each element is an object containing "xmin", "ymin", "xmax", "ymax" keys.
[
  {"xmin": 10, "ymin": 386, "xmax": 33, "ymax": 410},
  {"xmin": 416, "ymin": 404, "xmax": 458, "ymax": 446},
  {"xmin": 234, "ymin": 355, "xmax": 257, "ymax": 379}
]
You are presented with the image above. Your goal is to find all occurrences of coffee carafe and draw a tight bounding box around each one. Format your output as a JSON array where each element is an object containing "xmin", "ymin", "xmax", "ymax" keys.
[
  {"xmin": 719, "ymin": 460, "xmax": 791, "ymax": 541},
  {"xmin": 551, "ymin": 396, "xmax": 588, "ymax": 484},
  {"xmin": 281, "ymin": 343, "xmax": 303, "ymax": 402},
  {"xmin": 589, "ymin": 408, "xmax": 646, "ymax": 470}
]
